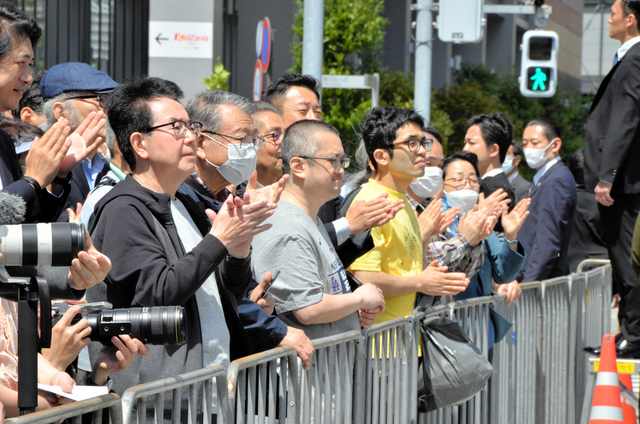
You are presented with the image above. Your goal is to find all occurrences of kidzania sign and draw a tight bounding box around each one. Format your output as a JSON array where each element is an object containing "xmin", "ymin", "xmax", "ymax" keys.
[{"xmin": 149, "ymin": 21, "xmax": 213, "ymax": 59}]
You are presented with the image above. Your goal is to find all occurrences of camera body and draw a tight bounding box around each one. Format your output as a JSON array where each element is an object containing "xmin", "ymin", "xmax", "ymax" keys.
[{"xmin": 52, "ymin": 302, "xmax": 186, "ymax": 346}]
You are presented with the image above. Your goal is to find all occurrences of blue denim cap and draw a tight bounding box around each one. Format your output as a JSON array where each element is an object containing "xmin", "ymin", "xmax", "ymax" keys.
[{"xmin": 40, "ymin": 62, "xmax": 118, "ymax": 100}]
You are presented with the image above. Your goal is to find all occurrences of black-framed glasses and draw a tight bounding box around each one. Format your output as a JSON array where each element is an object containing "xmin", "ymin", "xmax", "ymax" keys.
[
  {"xmin": 297, "ymin": 156, "xmax": 351, "ymax": 169},
  {"xmin": 386, "ymin": 137, "xmax": 433, "ymax": 153},
  {"xmin": 444, "ymin": 176, "xmax": 480, "ymax": 190},
  {"xmin": 141, "ymin": 120, "xmax": 202, "ymax": 139},
  {"xmin": 66, "ymin": 93, "xmax": 112, "ymax": 108},
  {"xmin": 202, "ymin": 130, "xmax": 264, "ymax": 150},
  {"xmin": 263, "ymin": 133, "xmax": 282, "ymax": 145}
]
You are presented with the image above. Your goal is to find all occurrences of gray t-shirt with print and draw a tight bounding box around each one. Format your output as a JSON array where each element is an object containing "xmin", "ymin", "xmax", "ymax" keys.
[{"xmin": 252, "ymin": 201, "xmax": 360, "ymax": 341}]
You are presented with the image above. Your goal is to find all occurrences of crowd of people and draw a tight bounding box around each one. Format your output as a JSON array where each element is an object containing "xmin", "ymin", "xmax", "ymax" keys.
[{"xmin": 0, "ymin": 0, "xmax": 639, "ymax": 421}]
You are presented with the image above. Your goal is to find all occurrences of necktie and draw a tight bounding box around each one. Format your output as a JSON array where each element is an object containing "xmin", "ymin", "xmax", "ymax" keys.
[{"xmin": 614, "ymin": 52, "xmax": 620, "ymax": 66}]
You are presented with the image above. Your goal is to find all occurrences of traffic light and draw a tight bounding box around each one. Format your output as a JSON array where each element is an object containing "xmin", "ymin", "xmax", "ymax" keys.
[
  {"xmin": 519, "ymin": 30, "xmax": 558, "ymax": 98},
  {"xmin": 437, "ymin": 0, "xmax": 485, "ymax": 44}
]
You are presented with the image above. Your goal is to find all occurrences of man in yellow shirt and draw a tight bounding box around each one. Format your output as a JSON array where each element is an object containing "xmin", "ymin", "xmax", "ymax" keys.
[{"xmin": 348, "ymin": 106, "xmax": 469, "ymax": 323}]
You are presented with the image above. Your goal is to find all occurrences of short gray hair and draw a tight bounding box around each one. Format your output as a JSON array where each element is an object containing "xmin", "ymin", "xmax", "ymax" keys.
[
  {"xmin": 105, "ymin": 121, "xmax": 116, "ymax": 157},
  {"xmin": 281, "ymin": 120, "xmax": 340, "ymax": 175},
  {"xmin": 43, "ymin": 92, "xmax": 80, "ymax": 130},
  {"xmin": 186, "ymin": 90, "xmax": 255, "ymax": 132}
]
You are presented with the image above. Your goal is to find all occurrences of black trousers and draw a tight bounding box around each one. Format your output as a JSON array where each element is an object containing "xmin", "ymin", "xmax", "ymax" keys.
[{"xmin": 599, "ymin": 193, "xmax": 640, "ymax": 342}]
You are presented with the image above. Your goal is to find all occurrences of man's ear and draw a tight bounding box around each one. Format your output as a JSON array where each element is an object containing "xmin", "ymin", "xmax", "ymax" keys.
[
  {"xmin": 372, "ymin": 148, "xmax": 390, "ymax": 168},
  {"xmin": 52, "ymin": 102, "xmax": 66, "ymax": 122},
  {"xmin": 196, "ymin": 135, "xmax": 207, "ymax": 160},
  {"xmin": 289, "ymin": 157, "xmax": 306, "ymax": 179},
  {"xmin": 488, "ymin": 142, "xmax": 500, "ymax": 159},
  {"xmin": 130, "ymin": 132, "xmax": 148, "ymax": 161},
  {"xmin": 550, "ymin": 138, "xmax": 562, "ymax": 154},
  {"xmin": 20, "ymin": 107, "xmax": 38, "ymax": 126}
]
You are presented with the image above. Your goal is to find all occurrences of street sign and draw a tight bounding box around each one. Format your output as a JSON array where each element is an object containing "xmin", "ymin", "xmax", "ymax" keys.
[
  {"xmin": 148, "ymin": 21, "xmax": 213, "ymax": 59},
  {"xmin": 437, "ymin": 0, "xmax": 485, "ymax": 43},
  {"xmin": 519, "ymin": 30, "xmax": 559, "ymax": 97}
]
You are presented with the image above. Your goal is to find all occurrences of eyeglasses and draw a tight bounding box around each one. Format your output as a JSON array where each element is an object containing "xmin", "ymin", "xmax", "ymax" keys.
[
  {"xmin": 263, "ymin": 133, "xmax": 282, "ymax": 145},
  {"xmin": 141, "ymin": 120, "xmax": 203, "ymax": 139},
  {"xmin": 203, "ymin": 130, "xmax": 264, "ymax": 150},
  {"xmin": 297, "ymin": 156, "xmax": 351, "ymax": 169},
  {"xmin": 66, "ymin": 93, "xmax": 111, "ymax": 108},
  {"xmin": 386, "ymin": 137, "xmax": 433, "ymax": 153},
  {"xmin": 444, "ymin": 176, "xmax": 480, "ymax": 191}
]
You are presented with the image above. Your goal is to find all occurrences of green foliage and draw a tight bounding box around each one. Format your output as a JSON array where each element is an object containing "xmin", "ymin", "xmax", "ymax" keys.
[
  {"xmin": 443, "ymin": 62, "xmax": 592, "ymax": 179},
  {"xmin": 202, "ymin": 58, "xmax": 231, "ymax": 91},
  {"xmin": 290, "ymin": 0, "xmax": 388, "ymax": 150}
]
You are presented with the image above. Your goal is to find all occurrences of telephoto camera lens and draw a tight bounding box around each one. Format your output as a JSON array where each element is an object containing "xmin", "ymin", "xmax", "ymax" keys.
[
  {"xmin": 84, "ymin": 306, "xmax": 186, "ymax": 346},
  {"xmin": 0, "ymin": 223, "xmax": 86, "ymax": 266}
]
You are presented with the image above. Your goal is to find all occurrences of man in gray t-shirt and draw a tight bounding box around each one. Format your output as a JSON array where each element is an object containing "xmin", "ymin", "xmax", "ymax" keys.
[{"xmin": 251, "ymin": 120, "xmax": 386, "ymax": 340}]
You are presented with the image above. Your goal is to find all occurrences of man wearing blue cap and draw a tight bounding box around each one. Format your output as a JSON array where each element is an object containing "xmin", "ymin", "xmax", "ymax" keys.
[{"xmin": 40, "ymin": 62, "xmax": 118, "ymax": 222}]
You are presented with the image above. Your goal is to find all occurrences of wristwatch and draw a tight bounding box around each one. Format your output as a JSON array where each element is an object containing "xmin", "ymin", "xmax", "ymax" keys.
[
  {"xmin": 52, "ymin": 171, "xmax": 72, "ymax": 186},
  {"xmin": 86, "ymin": 372, "xmax": 113, "ymax": 391}
]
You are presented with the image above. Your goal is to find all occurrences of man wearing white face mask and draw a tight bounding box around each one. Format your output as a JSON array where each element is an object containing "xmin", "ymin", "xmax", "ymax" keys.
[
  {"xmin": 517, "ymin": 118, "xmax": 576, "ymax": 284},
  {"xmin": 503, "ymin": 140, "xmax": 531, "ymax": 203}
]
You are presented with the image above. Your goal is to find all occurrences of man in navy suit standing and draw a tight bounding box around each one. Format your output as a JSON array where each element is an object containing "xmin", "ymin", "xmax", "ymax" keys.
[
  {"xmin": 516, "ymin": 118, "xmax": 576, "ymax": 284},
  {"xmin": 583, "ymin": 0, "xmax": 640, "ymax": 357}
]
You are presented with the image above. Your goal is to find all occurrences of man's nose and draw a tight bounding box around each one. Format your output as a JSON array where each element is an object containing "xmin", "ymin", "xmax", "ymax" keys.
[{"xmin": 306, "ymin": 109, "xmax": 319, "ymax": 120}]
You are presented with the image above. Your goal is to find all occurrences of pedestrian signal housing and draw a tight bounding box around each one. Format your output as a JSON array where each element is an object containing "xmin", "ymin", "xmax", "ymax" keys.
[{"xmin": 519, "ymin": 30, "xmax": 558, "ymax": 98}]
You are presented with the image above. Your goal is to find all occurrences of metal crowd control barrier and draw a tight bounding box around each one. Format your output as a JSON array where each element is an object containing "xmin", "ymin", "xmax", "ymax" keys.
[
  {"xmin": 227, "ymin": 346, "xmax": 299, "ymax": 424},
  {"xmin": 490, "ymin": 260, "xmax": 612, "ymax": 424},
  {"xmin": 298, "ymin": 330, "xmax": 364, "ymax": 424},
  {"xmin": 362, "ymin": 318, "xmax": 413, "ymax": 424},
  {"xmin": 120, "ymin": 365, "xmax": 230, "ymax": 424},
  {"xmin": 5, "ymin": 393, "xmax": 123, "ymax": 424}
]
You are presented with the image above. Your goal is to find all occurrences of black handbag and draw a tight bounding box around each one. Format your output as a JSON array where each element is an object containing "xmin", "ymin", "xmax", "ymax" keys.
[{"xmin": 417, "ymin": 316, "xmax": 493, "ymax": 412}]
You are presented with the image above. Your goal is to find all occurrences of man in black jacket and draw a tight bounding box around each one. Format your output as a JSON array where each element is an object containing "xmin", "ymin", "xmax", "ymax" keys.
[
  {"xmin": 87, "ymin": 77, "xmax": 276, "ymax": 416},
  {"xmin": 584, "ymin": 0, "xmax": 640, "ymax": 357}
]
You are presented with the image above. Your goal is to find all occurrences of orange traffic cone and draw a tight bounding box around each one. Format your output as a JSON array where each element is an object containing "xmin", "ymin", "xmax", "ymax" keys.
[
  {"xmin": 589, "ymin": 334, "xmax": 623, "ymax": 424},
  {"xmin": 617, "ymin": 373, "xmax": 636, "ymax": 424}
]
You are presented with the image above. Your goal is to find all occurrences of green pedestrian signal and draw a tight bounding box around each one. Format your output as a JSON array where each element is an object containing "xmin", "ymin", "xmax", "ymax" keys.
[
  {"xmin": 520, "ymin": 30, "xmax": 558, "ymax": 98},
  {"xmin": 527, "ymin": 67, "xmax": 551, "ymax": 91}
]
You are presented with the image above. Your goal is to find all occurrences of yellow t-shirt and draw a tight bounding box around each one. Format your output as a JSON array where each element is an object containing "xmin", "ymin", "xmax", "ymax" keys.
[{"xmin": 347, "ymin": 179, "xmax": 423, "ymax": 324}]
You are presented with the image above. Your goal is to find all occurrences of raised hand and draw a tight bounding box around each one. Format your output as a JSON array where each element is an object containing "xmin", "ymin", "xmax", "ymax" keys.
[
  {"xmin": 417, "ymin": 199, "xmax": 443, "ymax": 242},
  {"xmin": 58, "ymin": 111, "xmax": 107, "ymax": 176},
  {"xmin": 501, "ymin": 198, "xmax": 531, "ymax": 241},
  {"xmin": 346, "ymin": 193, "xmax": 404, "ymax": 234},
  {"xmin": 477, "ymin": 189, "xmax": 510, "ymax": 217},
  {"xmin": 23, "ymin": 118, "xmax": 72, "ymax": 187},
  {"xmin": 245, "ymin": 171, "xmax": 288, "ymax": 204},
  {"xmin": 417, "ymin": 260, "xmax": 469, "ymax": 296},
  {"xmin": 67, "ymin": 230, "xmax": 112, "ymax": 290}
]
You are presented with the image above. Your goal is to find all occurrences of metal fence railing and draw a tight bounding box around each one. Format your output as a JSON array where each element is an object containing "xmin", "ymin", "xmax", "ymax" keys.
[
  {"xmin": 362, "ymin": 318, "xmax": 413, "ymax": 424},
  {"xmin": 7, "ymin": 261, "xmax": 613, "ymax": 424},
  {"xmin": 5, "ymin": 393, "xmax": 123, "ymax": 424},
  {"xmin": 298, "ymin": 330, "xmax": 364, "ymax": 424},
  {"xmin": 120, "ymin": 365, "xmax": 230, "ymax": 424},
  {"xmin": 226, "ymin": 346, "xmax": 299, "ymax": 424}
]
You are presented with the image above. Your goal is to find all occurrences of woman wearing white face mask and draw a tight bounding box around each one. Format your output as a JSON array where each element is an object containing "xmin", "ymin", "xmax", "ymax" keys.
[{"xmin": 442, "ymin": 151, "xmax": 531, "ymax": 348}]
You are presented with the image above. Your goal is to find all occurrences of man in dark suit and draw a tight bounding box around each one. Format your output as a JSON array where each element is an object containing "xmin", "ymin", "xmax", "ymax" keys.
[
  {"xmin": 463, "ymin": 113, "xmax": 515, "ymax": 234},
  {"xmin": 516, "ymin": 119, "xmax": 576, "ymax": 283},
  {"xmin": 583, "ymin": 0, "xmax": 640, "ymax": 357},
  {"xmin": 503, "ymin": 140, "xmax": 531, "ymax": 203},
  {"xmin": 40, "ymin": 63, "xmax": 117, "ymax": 222}
]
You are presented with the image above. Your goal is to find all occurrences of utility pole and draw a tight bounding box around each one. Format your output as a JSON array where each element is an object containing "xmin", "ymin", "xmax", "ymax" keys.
[
  {"xmin": 413, "ymin": 0, "xmax": 433, "ymax": 122},
  {"xmin": 302, "ymin": 0, "xmax": 325, "ymax": 86}
]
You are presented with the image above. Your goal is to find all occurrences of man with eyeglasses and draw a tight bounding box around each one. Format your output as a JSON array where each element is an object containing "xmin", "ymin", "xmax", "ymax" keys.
[
  {"xmin": 584, "ymin": 0, "xmax": 640, "ymax": 358},
  {"xmin": 252, "ymin": 119, "xmax": 386, "ymax": 340},
  {"xmin": 347, "ymin": 106, "xmax": 470, "ymax": 325},
  {"xmin": 185, "ymin": 90, "xmax": 315, "ymax": 368},
  {"xmin": 40, "ymin": 62, "xmax": 118, "ymax": 222},
  {"xmin": 251, "ymin": 102, "xmax": 285, "ymax": 187},
  {"xmin": 86, "ymin": 77, "xmax": 276, "ymax": 417}
]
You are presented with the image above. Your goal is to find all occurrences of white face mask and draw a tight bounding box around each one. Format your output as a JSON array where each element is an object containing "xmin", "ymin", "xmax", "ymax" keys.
[
  {"xmin": 524, "ymin": 142, "xmax": 554, "ymax": 169},
  {"xmin": 502, "ymin": 156, "xmax": 515, "ymax": 174},
  {"xmin": 204, "ymin": 134, "xmax": 257, "ymax": 186},
  {"xmin": 410, "ymin": 167, "xmax": 443, "ymax": 199},
  {"xmin": 444, "ymin": 189, "xmax": 478, "ymax": 215}
]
